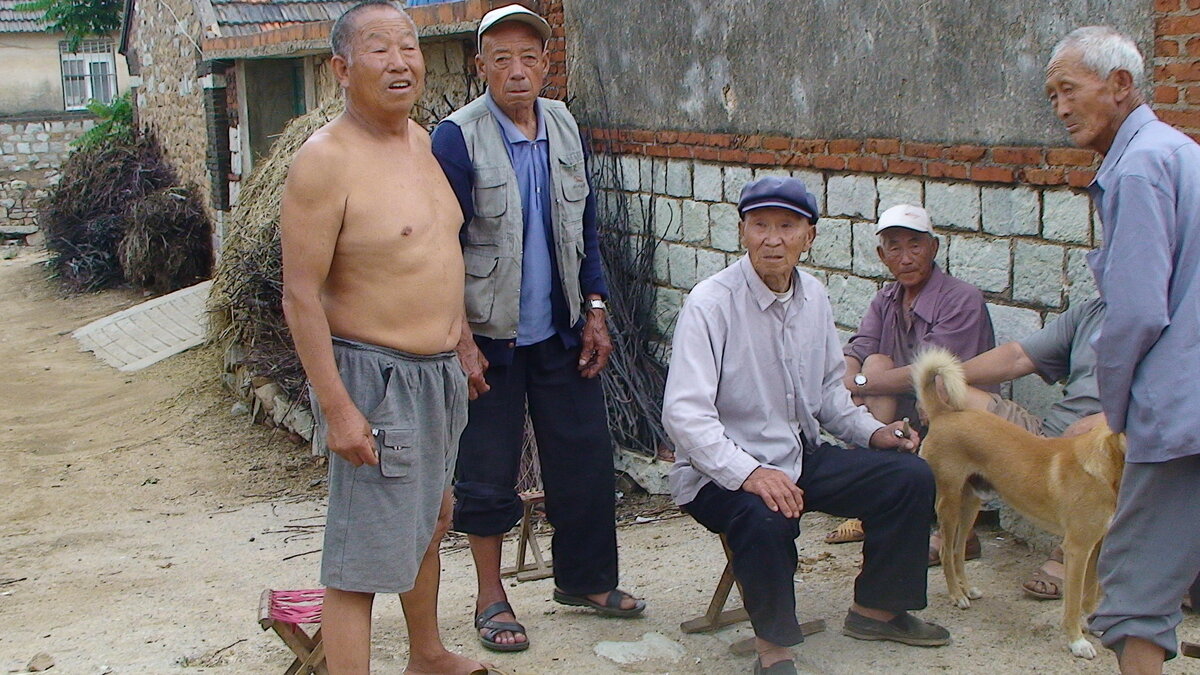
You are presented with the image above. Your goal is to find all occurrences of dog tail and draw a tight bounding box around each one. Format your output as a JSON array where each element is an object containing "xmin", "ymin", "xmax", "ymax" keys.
[{"xmin": 911, "ymin": 347, "xmax": 968, "ymax": 421}]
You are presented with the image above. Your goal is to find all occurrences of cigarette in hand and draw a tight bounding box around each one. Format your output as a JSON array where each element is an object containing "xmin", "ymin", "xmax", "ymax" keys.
[{"xmin": 894, "ymin": 417, "xmax": 912, "ymax": 439}]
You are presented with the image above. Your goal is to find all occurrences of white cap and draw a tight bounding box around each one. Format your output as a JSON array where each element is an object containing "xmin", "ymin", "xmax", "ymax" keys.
[
  {"xmin": 874, "ymin": 204, "xmax": 933, "ymax": 235},
  {"xmin": 477, "ymin": 4, "xmax": 552, "ymax": 51}
]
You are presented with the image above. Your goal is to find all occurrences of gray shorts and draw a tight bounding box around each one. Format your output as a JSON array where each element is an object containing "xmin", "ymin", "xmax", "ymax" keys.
[
  {"xmin": 986, "ymin": 393, "xmax": 1044, "ymax": 436},
  {"xmin": 311, "ymin": 337, "xmax": 467, "ymax": 594}
]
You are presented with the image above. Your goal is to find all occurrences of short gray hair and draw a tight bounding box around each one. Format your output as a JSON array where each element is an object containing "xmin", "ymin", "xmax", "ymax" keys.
[
  {"xmin": 330, "ymin": 0, "xmax": 412, "ymax": 61},
  {"xmin": 1049, "ymin": 26, "xmax": 1145, "ymax": 90}
]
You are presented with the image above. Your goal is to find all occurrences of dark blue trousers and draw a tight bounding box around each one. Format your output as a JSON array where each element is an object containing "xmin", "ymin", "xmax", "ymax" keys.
[
  {"xmin": 684, "ymin": 442, "xmax": 935, "ymax": 646},
  {"xmin": 452, "ymin": 337, "xmax": 618, "ymax": 596}
]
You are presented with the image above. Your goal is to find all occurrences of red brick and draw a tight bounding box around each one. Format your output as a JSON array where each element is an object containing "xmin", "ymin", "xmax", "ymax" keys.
[
  {"xmin": 1187, "ymin": 37, "xmax": 1200, "ymax": 56},
  {"xmin": 886, "ymin": 159, "xmax": 923, "ymax": 175},
  {"xmin": 1190, "ymin": 0, "xmax": 1200, "ymax": 9},
  {"xmin": 970, "ymin": 165, "xmax": 1015, "ymax": 183},
  {"xmin": 828, "ymin": 138, "xmax": 862, "ymax": 154},
  {"xmin": 865, "ymin": 138, "xmax": 900, "ymax": 155},
  {"xmin": 847, "ymin": 155, "xmax": 885, "ymax": 172},
  {"xmin": 655, "ymin": 130, "xmax": 679, "ymax": 143},
  {"xmin": 747, "ymin": 151, "xmax": 778, "ymax": 165},
  {"xmin": 1067, "ymin": 170, "xmax": 1096, "ymax": 188},
  {"xmin": 693, "ymin": 146, "xmax": 721, "ymax": 161},
  {"xmin": 1158, "ymin": 38, "xmax": 1182, "ymax": 57},
  {"xmin": 944, "ymin": 144, "xmax": 987, "ymax": 162},
  {"xmin": 666, "ymin": 145, "xmax": 693, "ymax": 159},
  {"xmin": 1161, "ymin": 61, "xmax": 1200, "ymax": 81},
  {"xmin": 630, "ymin": 130, "xmax": 655, "ymax": 143},
  {"xmin": 1159, "ymin": 108, "xmax": 1200, "ymax": 128},
  {"xmin": 718, "ymin": 148, "xmax": 749, "ymax": 163},
  {"xmin": 927, "ymin": 162, "xmax": 968, "ymax": 180},
  {"xmin": 1158, "ymin": 14, "xmax": 1200, "ymax": 36},
  {"xmin": 1046, "ymin": 148, "xmax": 1097, "ymax": 166},
  {"xmin": 780, "ymin": 153, "xmax": 813, "ymax": 168},
  {"xmin": 792, "ymin": 139, "xmax": 827, "ymax": 154},
  {"xmin": 1186, "ymin": 85, "xmax": 1200, "ymax": 104},
  {"xmin": 678, "ymin": 132, "xmax": 707, "ymax": 145},
  {"xmin": 646, "ymin": 144, "xmax": 670, "ymax": 158},
  {"xmin": 739, "ymin": 135, "xmax": 763, "ymax": 149},
  {"xmin": 903, "ymin": 142, "xmax": 943, "ymax": 159},
  {"xmin": 991, "ymin": 146, "xmax": 1043, "ymax": 164},
  {"xmin": 1155, "ymin": 85, "xmax": 1181, "ymax": 103},
  {"xmin": 812, "ymin": 155, "xmax": 846, "ymax": 170},
  {"xmin": 705, "ymin": 133, "xmax": 735, "ymax": 148},
  {"xmin": 1155, "ymin": 0, "xmax": 1180, "ymax": 11},
  {"xmin": 1021, "ymin": 168, "xmax": 1066, "ymax": 185},
  {"xmin": 761, "ymin": 135, "xmax": 792, "ymax": 151}
]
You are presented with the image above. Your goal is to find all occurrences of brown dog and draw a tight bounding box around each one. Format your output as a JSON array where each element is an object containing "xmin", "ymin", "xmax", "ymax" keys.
[{"xmin": 912, "ymin": 347, "xmax": 1125, "ymax": 659}]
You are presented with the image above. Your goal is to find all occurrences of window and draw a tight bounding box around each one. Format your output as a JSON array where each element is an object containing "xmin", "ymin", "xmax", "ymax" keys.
[{"xmin": 60, "ymin": 39, "xmax": 118, "ymax": 110}]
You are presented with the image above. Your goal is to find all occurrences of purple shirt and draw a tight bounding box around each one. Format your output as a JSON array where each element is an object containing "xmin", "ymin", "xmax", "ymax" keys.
[{"xmin": 844, "ymin": 264, "xmax": 996, "ymax": 391}]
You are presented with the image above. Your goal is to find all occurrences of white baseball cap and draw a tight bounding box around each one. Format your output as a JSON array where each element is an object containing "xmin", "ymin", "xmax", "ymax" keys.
[
  {"xmin": 874, "ymin": 204, "xmax": 933, "ymax": 235},
  {"xmin": 477, "ymin": 4, "xmax": 552, "ymax": 51}
]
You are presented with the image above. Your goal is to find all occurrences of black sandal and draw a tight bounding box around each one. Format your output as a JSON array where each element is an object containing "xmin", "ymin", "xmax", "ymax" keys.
[
  {"xmin": 552, "ymin": 588, "xmax": 646, "ymax": 618},
  {"xmin": 474, "ymin": 600, "xmax": 529, "ymax": 652}
]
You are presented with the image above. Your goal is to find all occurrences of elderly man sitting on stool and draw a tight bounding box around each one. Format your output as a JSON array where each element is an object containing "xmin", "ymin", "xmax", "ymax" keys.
[{"xmin": 662, "ymin": 176, "xmax": 951, "ymax": 675}]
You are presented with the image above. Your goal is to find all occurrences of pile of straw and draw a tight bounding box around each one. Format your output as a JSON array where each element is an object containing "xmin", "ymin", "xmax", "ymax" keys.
[
  {"xmin": 120, "ymin": 187, "xmax": 212, "ymax": 294},
  {"xmin": 209, "ymin": 95, "xmax": 347, "ymax": 399}
]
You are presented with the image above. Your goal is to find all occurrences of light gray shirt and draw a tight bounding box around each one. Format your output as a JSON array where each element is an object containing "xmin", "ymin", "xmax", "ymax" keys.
[
  {"xmin": 1086, "ymin": 104, "xmax": 1200, "ymax": 462},
  {"xmin": 1018, "ymin": 298, "xmax": 1104, "ymax": 437},
  {"xmin": 663, "ymin": 256, "xmax": 884, "ymax": 505}
]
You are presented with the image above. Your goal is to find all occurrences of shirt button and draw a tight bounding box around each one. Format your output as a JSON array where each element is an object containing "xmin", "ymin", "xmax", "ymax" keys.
[{"xmin": 786, "ymin": 393, "xmax": 794, "ymax": 400}]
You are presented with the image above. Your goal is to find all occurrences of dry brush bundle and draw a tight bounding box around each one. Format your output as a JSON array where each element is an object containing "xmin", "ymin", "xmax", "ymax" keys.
[
  {"xmin": 120, "ymin": 186, "xmax": 213, "ymax": 294},
  {"xmin": 209, "ymin": 95, "xmax": 346, "ymax": 400},
  {"xmin": 40, "ymin": 134, "xmax": 178, "ymax": 292}
]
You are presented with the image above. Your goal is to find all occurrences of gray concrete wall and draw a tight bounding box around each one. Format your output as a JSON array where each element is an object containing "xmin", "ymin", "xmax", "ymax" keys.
[{"xmin": 566, "ymin": 0, "xmax": 1151, "ymax": 145}]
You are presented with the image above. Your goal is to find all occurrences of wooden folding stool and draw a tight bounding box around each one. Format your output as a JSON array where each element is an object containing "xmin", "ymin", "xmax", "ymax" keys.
[
  {"xmin": 258, "ymin": 588, "xmax": 328, "ymax": 675},
  {"xmin": 681, "ymin": 534, "xmax": 825, "ymax": 656},
  {"xmin": 500, "ymin": 490, "xmax": 553, "ymax": 582}
]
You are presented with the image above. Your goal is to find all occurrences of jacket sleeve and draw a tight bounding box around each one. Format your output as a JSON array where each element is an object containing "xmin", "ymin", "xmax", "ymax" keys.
[
  {"xmin": 430, "ymin": 121, "xmax": 475, "ymax": 243},
  {"xmin": 578, "ymin": 130, "xmax": 609, "ymax": 298}
]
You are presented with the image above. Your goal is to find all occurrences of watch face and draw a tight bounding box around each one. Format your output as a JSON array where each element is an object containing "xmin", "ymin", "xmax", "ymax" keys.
[{"xmin": 854, "ymin": 374, "xmax": 867, "ymax": 386}]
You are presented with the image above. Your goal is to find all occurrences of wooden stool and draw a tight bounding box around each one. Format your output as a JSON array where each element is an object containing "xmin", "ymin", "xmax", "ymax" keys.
[
  {"xmin": 500, "ymin": 491, "xmax": 553, "ymax": 582},
  {"xmin": 1183, "ymin": 641, "xmax": 1199, "ymax": 658},
  {"xmin": 258, "ymin": 589, "xmax": 328, "ymax": 675},
  {"xmin": 680, "ymin": 534, "xmax": 825, "ymax": 656}
]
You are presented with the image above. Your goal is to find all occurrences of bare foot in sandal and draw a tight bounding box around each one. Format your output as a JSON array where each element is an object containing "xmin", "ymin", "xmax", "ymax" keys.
[
  {"xmin": 825, "ymin": 518, "xmax": 865, "ymax": 544},
  {"xmin": 1022, "ymin": 546, "xmax": 1064, "ymax": 600}
]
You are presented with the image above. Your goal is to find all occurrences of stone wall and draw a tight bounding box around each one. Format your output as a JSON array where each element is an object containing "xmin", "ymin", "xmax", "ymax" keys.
[
  {"xmin": 595, "ymin": 156, "xmax": 1096, "ymax": 422},
  {"xmin": 0, "ymin": 112, "xmax": 95, "ymax": 227},
  {"xmin": 128, "ymin": 0, "xmax": 212, "ymax": 214}
]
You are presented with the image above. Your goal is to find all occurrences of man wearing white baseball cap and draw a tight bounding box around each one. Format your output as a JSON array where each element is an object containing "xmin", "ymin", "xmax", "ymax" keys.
[
  {"xmin": 826, "ymin": 204, "xmax": 996, "ymax": 549},
  {"xmin": 431, "ymin": 2, "xmax": 643, "ymax": 656}
]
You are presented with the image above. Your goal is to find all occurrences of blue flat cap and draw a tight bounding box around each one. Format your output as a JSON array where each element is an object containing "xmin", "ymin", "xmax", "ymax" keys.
[{"xmin": 737, "ymin": 176, "xmax": 820, "ymax": 224}]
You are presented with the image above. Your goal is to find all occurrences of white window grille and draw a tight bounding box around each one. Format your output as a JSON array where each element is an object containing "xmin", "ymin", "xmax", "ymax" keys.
[{"xmin": 59, "ymin": 39, "xmax": 118, "ymax": 110}]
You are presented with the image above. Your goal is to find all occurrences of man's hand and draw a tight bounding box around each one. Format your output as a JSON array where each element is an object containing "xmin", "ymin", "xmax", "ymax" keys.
[
  {"xmin": 741, "ymin": 467, "xmax": 805, "ymax": 518},
  {"xmin": 455, "ymin": 321, "xmax": 490, "ymax": 400},
  {"xmin": 869, "ymin": 420, "xmax": 921, "ymax": 453},
  {"xmin": 578, "ymin": 309, "xmax": 613, "ymax": 378},
  {"xmin": 1062, "ymin": 412, "xmax": 1107, "ymax": 438},
  {"xmin": 324, "ymin": 405, "xmax": 378, "ymax": 467}
]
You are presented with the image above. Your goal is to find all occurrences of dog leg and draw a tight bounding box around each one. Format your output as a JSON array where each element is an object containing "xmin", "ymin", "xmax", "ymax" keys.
[
  {"xmin": 957, "ymin": 491, "xmax": 983, "ymax": 601},
  {"xmin": 1082, "ymin": 540, "xmax": 1102, "ymax": 616},
  {"xmin": 1062, "ymin": 538, "xmax": 1097, "ymax": 659},
  {"xmin": 936, "ymin": 484, "xmax": 971, "ymax": 609}
]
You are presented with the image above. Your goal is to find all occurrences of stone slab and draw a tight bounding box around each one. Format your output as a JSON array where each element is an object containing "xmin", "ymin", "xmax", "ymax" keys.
[{"xmin": 73, "ymin": 281, "xmax": 211, "ymax": 372}]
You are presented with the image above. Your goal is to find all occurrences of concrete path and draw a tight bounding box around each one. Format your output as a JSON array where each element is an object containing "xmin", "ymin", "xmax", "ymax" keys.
[{"xmin": 72, "ymin": 280, "xmax": 211, "ymax": 371}]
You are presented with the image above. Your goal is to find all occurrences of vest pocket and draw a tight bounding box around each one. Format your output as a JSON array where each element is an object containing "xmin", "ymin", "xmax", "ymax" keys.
[
  {"xmin": 473, "ymin": 166, "xmax": 509, "ymax": 219},
  {"xmin": 463, "ymin": 248, "xmax": 500, "ymax": 324},
  {"xmin": 557, "ymin": 153, "xmax": 589, "ymax": 203}
]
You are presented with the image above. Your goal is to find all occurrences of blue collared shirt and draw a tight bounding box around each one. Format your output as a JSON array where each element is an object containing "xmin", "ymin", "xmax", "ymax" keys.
[
  {"xmin": 483, "ymin": 93, "xmax": 556, "ymax": 346},
  {"xmin": 1086, "ymin": 104, "xmax": 1200, "ymax": 462}
]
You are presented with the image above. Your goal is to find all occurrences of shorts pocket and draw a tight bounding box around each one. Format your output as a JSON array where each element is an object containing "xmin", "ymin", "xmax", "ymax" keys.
[{"xmin": 359, "ymin": 427, "xmax": 416, "ymax": 483}]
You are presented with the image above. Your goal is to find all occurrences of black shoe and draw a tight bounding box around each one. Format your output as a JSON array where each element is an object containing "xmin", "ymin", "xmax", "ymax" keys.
[{"xmin": 842, "ymin": 610, "xmax": 950, "ymax": 647}]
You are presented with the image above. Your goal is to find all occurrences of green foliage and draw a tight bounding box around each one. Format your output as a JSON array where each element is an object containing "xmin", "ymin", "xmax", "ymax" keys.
[
  {"xmin": 14, "ymin": 0, "xmax": 122, "ymax": 51},
  {"xmin": 72, "ymin": 93, "xmax": 134, "ymax": 151}
]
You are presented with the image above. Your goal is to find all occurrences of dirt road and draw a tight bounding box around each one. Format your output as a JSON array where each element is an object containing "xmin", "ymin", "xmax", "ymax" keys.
[{"xmin": 0, "ymin": 252, "xmax": 1196, "ymax": 674}]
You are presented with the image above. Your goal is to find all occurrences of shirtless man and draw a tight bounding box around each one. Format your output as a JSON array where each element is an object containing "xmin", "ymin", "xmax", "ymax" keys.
[{"xmin": 280, "ymin": 2, "xmax": 490, "ymax": 673}]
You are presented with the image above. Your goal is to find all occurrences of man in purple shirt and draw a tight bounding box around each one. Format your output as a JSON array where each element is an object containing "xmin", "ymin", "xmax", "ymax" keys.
[
  {"xmin": 830, "ymin": 204, "xmax": 995, "ymax": 547},
  {"xmin": 1046, "ymin": 26, "xmax": 1200, "ymax": 671}
]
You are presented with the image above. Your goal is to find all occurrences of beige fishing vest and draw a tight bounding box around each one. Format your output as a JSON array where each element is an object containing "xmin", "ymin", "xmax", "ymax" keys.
[{"xmin": 447, "ymin": 95, "xmax": 590, "ymax": 340}]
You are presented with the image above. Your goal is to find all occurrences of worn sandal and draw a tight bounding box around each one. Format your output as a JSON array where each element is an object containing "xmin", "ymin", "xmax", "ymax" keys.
[
  {"xmin": 474, "ymin": 601, "xmax": 529, "ymax": 652},
  {"xmin": 1022, "ymin": 548, "xmax": 1064, "ymax": 600},
  {"xmin": 552, "ymin": 588, "xmax": 646, "ymax": 618},
  {"xmin": 825, "ymin": 518, "xmax": 865, "ymax": 544},
  {"xmin": 753, "ymin": 658, "xmax": 798, "ymax": 674}
]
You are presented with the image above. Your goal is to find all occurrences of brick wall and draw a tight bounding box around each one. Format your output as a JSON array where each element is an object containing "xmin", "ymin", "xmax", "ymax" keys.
[
  {"xmin": 1152, "ymin": 0, "xmax": 1200, "ymax": 137},
  {"xmin": 0, "ymin": 112, "xmax": 96, "ymax": 228}
]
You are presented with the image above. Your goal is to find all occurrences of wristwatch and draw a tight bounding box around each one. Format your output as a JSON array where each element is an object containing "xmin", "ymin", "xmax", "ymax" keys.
[
  {"xmin": 586, "ymin": 298, "xmax": 607, "ymax": 313},
  {"xmin": 853, "ymin": 373, "xmax": 868, "ymax": 388}
]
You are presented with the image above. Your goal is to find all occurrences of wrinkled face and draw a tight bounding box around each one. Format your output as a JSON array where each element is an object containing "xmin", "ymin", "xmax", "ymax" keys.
[
  {"xmin": 739, "ymin": 207, "xmax": 815, "ymax": 283},
  {"xmin": 877, "ymin": 227, "xmax": 938, "ymax": 291},
  {"xmin": 1044, "ymin": 49, "xmax": 1123, "ymax": 154},
  {"xmin": 334, "ymin": 7, "xmax": 425, "ymax": 114},
  {"xmin": 476, "ymin": 22, "xmax": 548, "ymax": 115}
]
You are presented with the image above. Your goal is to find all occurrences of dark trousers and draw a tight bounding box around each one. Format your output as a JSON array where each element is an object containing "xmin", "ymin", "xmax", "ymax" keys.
[
  {"xmin": 683, "ymin": 442, "xmax": 935, "ymax": 646},
  {"xmin": 453, "ymin": 337, "xmax": 618, "ymax": 596}
]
